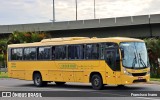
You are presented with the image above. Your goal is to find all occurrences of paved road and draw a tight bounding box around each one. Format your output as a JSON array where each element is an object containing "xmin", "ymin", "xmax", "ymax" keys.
[{"xmin": 0, "ymin": 78, "xmax": 160, "ymax": 100}]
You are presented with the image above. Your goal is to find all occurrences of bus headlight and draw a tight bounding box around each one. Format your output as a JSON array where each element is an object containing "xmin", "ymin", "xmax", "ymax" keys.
[{"xmin": 123, "ymin": 68, "xmax": 132, "ymax": 76}]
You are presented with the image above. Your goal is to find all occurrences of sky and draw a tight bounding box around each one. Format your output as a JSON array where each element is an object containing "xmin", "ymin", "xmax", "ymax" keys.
[{"xmin": 0, "ymin": 0, "xmax": 160, "ymax": 25}]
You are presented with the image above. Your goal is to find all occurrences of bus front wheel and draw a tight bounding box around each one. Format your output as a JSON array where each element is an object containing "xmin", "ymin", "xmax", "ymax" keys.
[
  {"xmin": 33, "ymin": 73, "xmax": 47, "ymax": 87},
  {"xmin": 91, "ymin": 74, "xmax": 104, "ymax": 90}
]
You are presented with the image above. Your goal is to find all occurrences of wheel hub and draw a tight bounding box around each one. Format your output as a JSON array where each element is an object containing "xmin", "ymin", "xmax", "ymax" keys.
[
  {"xmin": 94, "ymin": 78, "xmax": 99, "ymax": 86},
  {"xmin": 36, "ymin": 77, "xmax": 40, "ymax": 84}
]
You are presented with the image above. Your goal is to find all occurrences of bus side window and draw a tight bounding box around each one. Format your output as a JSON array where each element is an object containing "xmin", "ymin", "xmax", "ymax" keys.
[
  {"xmin": 85, "ymin": 44, "xmax": 92, "ymax": 59},
  {"xmin": 68, "ymin": 45, "xmax": 84, "ymax": 59},
  {"xmin": 75, "ymin": 45, "xmax": 84, "ymax": 59},
  {"xmin": 24, "ymin": 48, "xmax": 29, "ymax": 60},
  {"xmin": 104, "ymin": 43, "xmax": 121, "ymax": 71},
  {"xmin": 30, "ymin": 48, "xmax": 36, "ymax": 60},
  {"xmin": 68, "ymin": 45, "xmax": 74, "ymax": 59},
  {"xmin": 11, "ymin": 48, "xmax": 23, "ymax": 60},
  {"xmin": 100, "ymin": 44, "xmax": 104, "ymax": 59},
  {"xmin": 11, "ymin": 49, "xmax": 17, "ymax": 60},
  {"xmin": 52, "ymin": 46, "xmax": 55, "ymax": 60},
  {"xmin": 85, "ymin": 44, "xmax": 99, "ymax": 59},
  {"xmin": 92, "ymin": 44, "xmax": 99, "ymax": 59},
  {"xmin": 55, "ymin": 46, "xmax": 66, "ymax": 60},
  {"xmin": 38, "ymin": 47, "xmax": 51, "ymax": 60},
  {"xmin": 24, "ymin": 48, "xmax": 36, "ymax": 60}
]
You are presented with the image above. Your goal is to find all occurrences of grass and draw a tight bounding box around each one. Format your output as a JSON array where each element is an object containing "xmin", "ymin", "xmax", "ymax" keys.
[
  {"xmin": 0, "ymin": 72, "xmax": 8, "ymax": 78},
  {"xmin": 150, "ymin": 78, "xmax": 160, "ymax": 82}
]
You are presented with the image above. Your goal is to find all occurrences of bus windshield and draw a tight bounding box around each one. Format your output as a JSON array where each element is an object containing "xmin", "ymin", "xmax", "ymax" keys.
[{"xmin": 120, "ymin": 42, "xmax": 148, "ymax": 69}]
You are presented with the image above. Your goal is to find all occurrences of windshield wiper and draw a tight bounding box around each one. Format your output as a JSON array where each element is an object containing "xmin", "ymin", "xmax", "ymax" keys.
[
  {"xmin": 132, "ymin": 52, "xmax": 137, "ymax": 68},
  {"xmin": 138, "ymin": 53, "xmax": 147, "ymax": 68}
]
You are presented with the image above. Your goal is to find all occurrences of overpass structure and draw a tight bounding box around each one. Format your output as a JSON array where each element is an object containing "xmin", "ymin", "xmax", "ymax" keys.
[{"xmin": 0, "ymin": 14, "xmax": 160, "ymax": 38}]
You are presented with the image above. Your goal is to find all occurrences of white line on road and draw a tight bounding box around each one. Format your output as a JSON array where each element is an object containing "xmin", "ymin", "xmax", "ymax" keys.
[
  {"xmin": 0, "ymin": 86, "xmax": 82, "ymax": 91},
  {"xmin": 137, "ymin": 97, "xmax": 160, "ymax": 100}
]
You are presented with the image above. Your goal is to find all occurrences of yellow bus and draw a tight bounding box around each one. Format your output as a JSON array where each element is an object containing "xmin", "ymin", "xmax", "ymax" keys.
[{"xmin": 7, "ymin": 37, "xmax": 150, "ymax": 90}]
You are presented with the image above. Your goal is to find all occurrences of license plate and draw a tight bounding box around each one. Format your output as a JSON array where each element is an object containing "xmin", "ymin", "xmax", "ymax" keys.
[{"xmin": 138, "ymin": 77, "xmax": 143, "ymax": 80}]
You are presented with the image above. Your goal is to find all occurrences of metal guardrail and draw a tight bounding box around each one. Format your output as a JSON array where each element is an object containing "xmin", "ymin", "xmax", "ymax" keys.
[{"xmin": 0, "ymin": 68, "xmax": 7, "ymax": 72}]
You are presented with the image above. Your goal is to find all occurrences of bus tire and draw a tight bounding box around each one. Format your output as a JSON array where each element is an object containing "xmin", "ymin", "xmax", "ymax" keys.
[
  {"xmin": 91, "ymin": 74, "xmax": 104, "ymax": 90},
  {"xmin": 55, "ymin": 82, "xmax": 66, "ymax": 86},
  {"xmin": 33, "ymin": 73, "xmax": 47, "ymax": 87}
]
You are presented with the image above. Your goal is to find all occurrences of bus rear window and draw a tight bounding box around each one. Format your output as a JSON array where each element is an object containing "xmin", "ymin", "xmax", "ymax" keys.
[{"xmin": 11, "ymin": 48, "xmax": 23, "ymax": 60}]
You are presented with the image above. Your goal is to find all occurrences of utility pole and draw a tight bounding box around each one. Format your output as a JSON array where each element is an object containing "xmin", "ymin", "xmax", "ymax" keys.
[
  {"xmin": 75, "ymin": 0, "xmax": 77, "ymax": 20},
  {"xmin": 53, "ymin": 0, "xmax": 55, "ymax": 22},
  {"xmin": 94, "ymin": 0, "xmax": 96, "ymax": 19},
  {"xmin": 149, "ymin": 15, "xmax": 153, "ymax": 37}
]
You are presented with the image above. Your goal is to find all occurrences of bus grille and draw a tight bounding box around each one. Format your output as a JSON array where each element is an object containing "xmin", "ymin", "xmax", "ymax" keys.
[
  {"xmin": 133, "ymin": 79, "xmax": 147, "ymax": 83},
  {"xmin": 132, "ymin": 72, "xmax": 147, "ymax": 76}
]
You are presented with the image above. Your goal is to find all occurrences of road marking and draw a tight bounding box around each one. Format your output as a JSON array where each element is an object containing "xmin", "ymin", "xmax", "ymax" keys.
[
  {"xmin": 137, "ymin": 97, "xmax": 160, "ymax": 100},
  {"xmin": 0, "ymin": 85, "xmax": 95, "ymax": 92},
  {"xmin": 0, "ymin": 86, "xmax": 81, "ymax": 91},
  {"xmin": 89, "ymin": 91, "xmax": 126, "ymax": 96}
]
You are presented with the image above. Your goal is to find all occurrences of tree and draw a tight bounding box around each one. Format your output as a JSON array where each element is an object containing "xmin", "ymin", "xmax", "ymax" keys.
[
  {"xmin": 31, "ymin": 32, "xmax": 47, "ymax": 42},
  {"xmin": 145, "ymin": 38, "xmax": 160, "ymax": 77},
  {"xmin": 8, "ymin": 31, "xmax": 22, "ymax": 44},
  {"xmin": 0, "ymin": 39, "xmax": 8, "ymax": 68},
  {"xmin": 1, "ymin": 31, "xmax": 49, "ymax": 68},
  {"xmin": 8, "ymin": 31, "xmax": 48, "ymax": 44}
]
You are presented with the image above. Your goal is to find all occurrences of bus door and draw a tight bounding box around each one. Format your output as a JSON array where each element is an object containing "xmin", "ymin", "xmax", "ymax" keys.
[{"xmin": 104, "ymin": 48, "xmax": 121, "ymax": 84}]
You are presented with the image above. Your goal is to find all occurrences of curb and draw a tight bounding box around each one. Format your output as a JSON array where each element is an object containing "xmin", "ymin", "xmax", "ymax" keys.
[{"xmin": 148, "ymin": 81, "xmax": 160, "ymax": 85}]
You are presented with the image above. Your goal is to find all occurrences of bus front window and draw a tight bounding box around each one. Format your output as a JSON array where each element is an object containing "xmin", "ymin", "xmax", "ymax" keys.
[{"xmin": 120, "ymin": 42, "xmax": 149, "ymax": 69}]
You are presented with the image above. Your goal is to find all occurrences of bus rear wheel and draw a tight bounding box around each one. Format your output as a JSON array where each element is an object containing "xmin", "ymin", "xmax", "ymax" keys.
[
  {"xmin": 91, "ymin": 74, "xmax": 104, "ymax": 90},
  {"xmin": 33, "ymin": 73, "xmax": 47, "ymax": 87},
  {"xmin": 55, "ymin": 82, "xmax": 66, "ymax": 86}
]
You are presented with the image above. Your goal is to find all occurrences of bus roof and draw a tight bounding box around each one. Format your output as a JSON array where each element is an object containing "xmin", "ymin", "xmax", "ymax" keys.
[{"xmin": 8, "ymin": 37, "xmax": 144, "ymax": 48}]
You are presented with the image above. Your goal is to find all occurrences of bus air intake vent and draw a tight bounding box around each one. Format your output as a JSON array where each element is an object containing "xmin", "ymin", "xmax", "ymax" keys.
[
  {"xmin": 133, "ymin": 79, "xmax": 147, "ymax": 83},
  {"xmin": 132, "ymin": 72, "xmax": 147, "ymax": 76}
]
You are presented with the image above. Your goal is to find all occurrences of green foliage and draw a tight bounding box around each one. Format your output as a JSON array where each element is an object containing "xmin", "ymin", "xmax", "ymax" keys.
[
  {"xmin": 0, "ymin": 72, "xmax": 8, "ymax": 78},
  {"xmin": 0, "ymin": 31, "xmax": 49, "ymax": 68},
  {"xmin": 145, "ymin": 38, "xmax": 160, "ymax": 78},
  {"xmin": 31, "ymin": 32, "xmax": 46, "ymax": 42},
  {"xmin": 0, "ymin": 39, "xmax": 7, "ymax": 54},
  {"xmin": 145, "ymin": 38, "xmax": 160, "ymax": 57},
  {"xmin": 8, "ymin": 31, "xmax": 47, "ymax": 44},
  {"xmin": 0, "ymin": 39, "xmax": 7, "ymax": 68},
  {"xmin": 0, "ymin": 54, "xmax": 4, "ymax": 61},
  {"xmin": 150, "ymin": 78, "xmax": 160, "ymax": 82}
]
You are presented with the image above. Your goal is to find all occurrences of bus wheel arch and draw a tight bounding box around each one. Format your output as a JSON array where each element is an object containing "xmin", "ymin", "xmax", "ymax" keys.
[
  {"xmin": 89, "ymin": 72, "xmax": 104, "ymax": 90},
  {"xmin": 33, "ymin": 71, "xmax": 41, "ymax": 80},
  {"xmin": 33, "ymin": 71, "xmax": 47, "ymax": 87}
]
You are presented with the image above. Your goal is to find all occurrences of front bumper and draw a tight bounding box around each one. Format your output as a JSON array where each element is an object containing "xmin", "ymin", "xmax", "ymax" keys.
[{"xmin": 121, "ymin": 74, "xmax": 150, "ymax": 85}]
